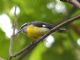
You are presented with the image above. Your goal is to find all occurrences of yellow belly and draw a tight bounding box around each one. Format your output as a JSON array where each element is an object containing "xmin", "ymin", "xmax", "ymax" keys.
[{"xmin": 26, "ymin": 25, "xmax": 49, "ymax": 40}]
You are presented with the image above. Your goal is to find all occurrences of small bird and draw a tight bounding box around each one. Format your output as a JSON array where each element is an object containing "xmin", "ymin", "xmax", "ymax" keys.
[{"xmin": 18, "ymin": 21, "xmax": 66, "ymax": 40}]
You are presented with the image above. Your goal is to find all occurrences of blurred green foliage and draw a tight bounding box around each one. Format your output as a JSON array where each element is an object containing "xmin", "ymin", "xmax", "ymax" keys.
[{"xmin": 0, "ymin": 0, "xmax": 80, "ymax": 60}]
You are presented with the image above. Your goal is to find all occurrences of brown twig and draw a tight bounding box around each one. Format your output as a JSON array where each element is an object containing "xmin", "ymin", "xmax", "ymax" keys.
[
  {"xmin": 60, "ymin": 0, "xmax": 80, "ymax": 8},
  {"xmin": 12, "ymin": 15, "xmax": 80, "ymax": 57}
]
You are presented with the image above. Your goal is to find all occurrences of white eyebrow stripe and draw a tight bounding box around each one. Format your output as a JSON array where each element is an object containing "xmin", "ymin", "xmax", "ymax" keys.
[
  {"xmin": 20, "ymin": 23, "xmax": 28, "ymax": 30},
  {"xmin": 22, "ymin": 23, "xmax": 27, "ymax": 26}
]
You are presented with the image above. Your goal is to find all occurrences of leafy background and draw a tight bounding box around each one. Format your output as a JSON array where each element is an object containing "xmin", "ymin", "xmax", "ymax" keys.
[{"xmin": 0, "ymin": 0, "xmax": 80, "ymax": 60}]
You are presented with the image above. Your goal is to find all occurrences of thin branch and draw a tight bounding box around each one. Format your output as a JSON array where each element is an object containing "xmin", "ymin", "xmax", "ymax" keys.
[
  {"xmin": 60, "ymin": 0, "xmax": 80, "ymax": 8},
  {"xmin": 9, "ymin": 6, "xmax": 17, "ymax": 60},
  {"xmin": 63, "ymin": 7, "xmax": 80, "ymax": 49},
  {"xmin": 13, "ymin": 15, "xmax": 80, "ymax": 57},
  {"xmin": 9, "ymin": 37, "xmax": 13, "ymax": 60}
]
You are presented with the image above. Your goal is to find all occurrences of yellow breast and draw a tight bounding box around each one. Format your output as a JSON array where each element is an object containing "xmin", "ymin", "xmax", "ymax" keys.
[{"xmin": 26, "ymin": 25, "xmax": 49, "ymax": 40}]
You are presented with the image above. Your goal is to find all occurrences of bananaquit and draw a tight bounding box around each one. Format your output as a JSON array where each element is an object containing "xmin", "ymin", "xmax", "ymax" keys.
[{"xmin": 19, "ymin": 21, "xmax": 65, "ymax": 40}]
